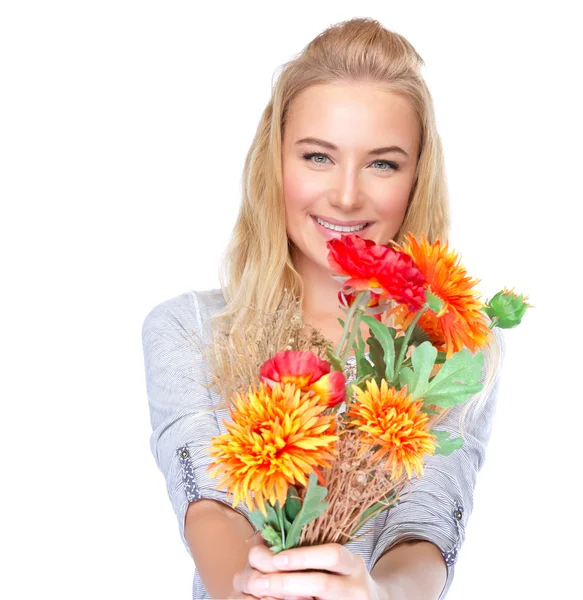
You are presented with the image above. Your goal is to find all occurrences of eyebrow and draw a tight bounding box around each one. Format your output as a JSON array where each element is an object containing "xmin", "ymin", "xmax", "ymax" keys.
[{"xmin": 295, "ymin": 137, "xmax": 409, "ymax": 158}]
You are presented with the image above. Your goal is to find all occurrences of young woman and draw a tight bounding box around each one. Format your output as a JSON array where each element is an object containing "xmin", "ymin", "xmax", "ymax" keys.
[{"xmin": 142, "ymin": 17, "xmax": 503, "ymax": 600}]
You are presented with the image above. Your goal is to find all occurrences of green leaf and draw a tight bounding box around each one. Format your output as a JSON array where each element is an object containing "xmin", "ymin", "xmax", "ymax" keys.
[
  {"xmin": 261, "ymin": 524, "xmax": 282, "ymax": 547},
  {"xmin": 361, "ymin": 315, "xmax": 396, "ymax": 383},
  {"xmin": 285, "ymin": 472, "xmax": 329, "ymax": 549},
  {"xmin": 431, "ymin": 429, "xmax": 464, "ymax": 456},
  {"xmin": 249, "ymin": 499, "xmax": 292, "ymax": 534},
  {"xmin": 354, "ymin": 323, "xmax": 365, "ymax": 365},
  {"xmin": 284, "ymin": 486, "xmax": 302, "ymax": 523},
  {"xmin": 367, "ymin": 335, "xmax": 386, "ymax": 379},
  {"xmin": 424, "ymin": 349, "xmax": 484, "ymax": 407},
  {"xmin": 379, "ymin": 325, "xmax": 398, "ymax": 339},
  {"xmin": 435, "ymin": 351, "xmax": 448, "ymax": 365},
  {"xmin": 393, "ymin": 335, "xmax": 406, "ymax": 364},
  {"xmin": 281, "ymin": 505, "xmax": 292, "ymax": 532},
  {"xmin": 399, "ymin": 342, "xmax": 437, "ymax": 399},
  {"xmin": 274, "ymin": 500, "xmax": 290, "ymax": 546},
  {"xmin": 326, "ymin": 343, "xmax": 343, "ymax": 373},
  {"xmin": 248, "ymin": 509, "xmax": 268, "ymax": 532},
  {"xmin": 265, "ymin": 502, "xmax": 281, "ymax": 531},
  {"xmin": 358, "ymin": 356, "xmax": 375, "ymax": 377},
  {"xmin": 337, "ymin": 317, "xmax": 345, "ymax": 329},
  {"xmin": 400, "ymin": 343, "xmax": 484, "ymax": 408}
]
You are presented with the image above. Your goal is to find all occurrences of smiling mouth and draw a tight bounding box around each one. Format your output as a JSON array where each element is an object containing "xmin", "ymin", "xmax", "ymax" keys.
[{"xmin": 311, "ymin": 215, "xmax": 373, "ymax": 232}]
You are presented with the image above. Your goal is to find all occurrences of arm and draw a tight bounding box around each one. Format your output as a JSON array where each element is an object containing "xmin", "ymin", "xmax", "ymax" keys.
[
  {"xmin": 369, "ymin": 328, "xmax": 506, "ymax": 599},
  {"xmin": 371, "ymin": 540, "xmax": 447, "ymax": 600},
  {"xmin": 184, "ymin": 499, "xmax": 255, "ymax": 599},
  {"xmin": 142, "ymin": 290, "xmax": 258, "ymax": 596}
]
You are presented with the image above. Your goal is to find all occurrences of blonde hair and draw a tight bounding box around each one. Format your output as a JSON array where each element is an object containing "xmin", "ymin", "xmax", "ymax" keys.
[{"xmin": 205, "ymin": 17, "xmax": 501, "ymax": 431}]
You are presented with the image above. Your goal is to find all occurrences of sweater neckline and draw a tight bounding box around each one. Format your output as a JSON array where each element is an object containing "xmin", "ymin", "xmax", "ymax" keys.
[{"xmin": 345, "ymin": 351, "xmax": 370, "ymax": 364}]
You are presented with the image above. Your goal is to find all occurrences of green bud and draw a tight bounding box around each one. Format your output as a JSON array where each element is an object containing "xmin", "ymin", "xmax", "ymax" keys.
[{"xmin": 484, "ymin": 288, "xmax": 530, "ymax": 328}]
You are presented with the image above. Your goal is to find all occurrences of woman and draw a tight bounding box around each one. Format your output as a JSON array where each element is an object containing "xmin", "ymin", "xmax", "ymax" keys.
[{"xmin": 142, "ymin": 17, "xmax": 504, "ymax": 600}]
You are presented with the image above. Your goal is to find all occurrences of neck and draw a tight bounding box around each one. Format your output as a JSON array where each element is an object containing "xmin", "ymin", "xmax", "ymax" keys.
[{"xmin": 292, "ymin": 246, "xmax": 344, "ymax": 322}]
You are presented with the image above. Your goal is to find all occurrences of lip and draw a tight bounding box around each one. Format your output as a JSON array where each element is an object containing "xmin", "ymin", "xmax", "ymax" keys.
[
  {"xmin": 311, "ymin": 215, "xmax": 372, "ymax": 240},
  {"xmin": 312, "ymin": 214, "xmax": 372, "ymax": 226}
]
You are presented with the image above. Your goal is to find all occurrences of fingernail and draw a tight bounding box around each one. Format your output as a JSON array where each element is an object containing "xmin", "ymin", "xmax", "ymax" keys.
[
  {"xmin": 255, "ymin": 576, "xmax": 269, "ymax": 590},
  {"xmin": 273, "ymin": 553, "xmax": 288, "ymax": 567}
]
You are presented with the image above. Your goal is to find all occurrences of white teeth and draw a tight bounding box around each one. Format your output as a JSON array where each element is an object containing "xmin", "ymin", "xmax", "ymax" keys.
[{"xmin": 315, "ymin": 217, "xmax": 368, "ymax": 232}]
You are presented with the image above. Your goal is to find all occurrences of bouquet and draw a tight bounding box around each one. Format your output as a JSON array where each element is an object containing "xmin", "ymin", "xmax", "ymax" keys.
[{"xmin": 203, "ymin": 232, "xmax": 530, "ymax": 552}]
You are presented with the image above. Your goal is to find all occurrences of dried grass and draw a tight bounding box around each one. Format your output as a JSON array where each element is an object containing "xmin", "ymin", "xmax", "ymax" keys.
[
  {"xmin": 188, "ymin": 289, "xmax": 331, "ymax": 413},
  {"xmin": 297, "ymin": 407, "xmax": 447, "ymax": 546}
]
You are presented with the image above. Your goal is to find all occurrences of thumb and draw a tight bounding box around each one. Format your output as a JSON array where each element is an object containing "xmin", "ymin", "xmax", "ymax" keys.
[{"xmin": 247, "ymin": 537, "xmax": 281, "ymax": 574}]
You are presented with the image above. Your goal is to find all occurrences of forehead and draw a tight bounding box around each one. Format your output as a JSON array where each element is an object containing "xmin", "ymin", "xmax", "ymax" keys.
[{"xmin": 284, "ymin": 82, "xmax": 420, "ymax": 155}]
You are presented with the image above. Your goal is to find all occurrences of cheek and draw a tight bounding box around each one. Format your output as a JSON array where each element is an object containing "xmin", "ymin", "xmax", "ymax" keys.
[
  {"xmin": 283, "ymin": 159, "xmax": 322, "ymax": 214},
  {"xmin": 369, "ymin": 180, "xmax": 413, "ymax": 243},
  {"xmin": 375, "ymin": 180, "xmax": 412, "ymax": 220}
]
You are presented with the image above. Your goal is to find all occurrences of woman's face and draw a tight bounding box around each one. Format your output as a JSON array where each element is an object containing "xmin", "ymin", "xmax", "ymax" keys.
[{"xmin": 282, "ymin": 82, "xmax": 421, "ymax": 273}]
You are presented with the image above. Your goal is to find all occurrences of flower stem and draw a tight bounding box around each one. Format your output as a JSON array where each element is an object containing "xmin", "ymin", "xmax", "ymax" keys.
[
  {"xmin": 335, "ymin": 291, "xmax": 366, "ymax": 363},
  {"xmin": 275, "ymin": 501, "xmax": 286, "ymax": 548},
  {"xmin": 340, "ymin": 307, "xmax": 363, "ymax": 368},
  {"xmin": 393, "ymin": 306, "xmax": 428, "ymax": 382}
]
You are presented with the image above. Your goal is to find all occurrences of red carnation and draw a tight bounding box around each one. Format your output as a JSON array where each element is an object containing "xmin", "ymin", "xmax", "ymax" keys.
[{"xmin": 327, "ymin": 234, "xmax": 427, "ymax": 312}]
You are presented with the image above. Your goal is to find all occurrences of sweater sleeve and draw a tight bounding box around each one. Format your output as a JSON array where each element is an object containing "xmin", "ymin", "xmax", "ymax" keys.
[
  {"xmin": 369, "ymin": 328, "xmax": 506, "ymax": 599},
  {"xmin": 141, "ymin": 290, "xmax": 255, "ymax": 558}
]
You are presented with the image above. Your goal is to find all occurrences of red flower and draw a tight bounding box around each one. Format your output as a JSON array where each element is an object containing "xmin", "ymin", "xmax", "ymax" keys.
[
  {"xmin": 259, "ymin": 350, "xmax": 346, "ymax": 408},
  {"xmin": 327, "ymin": 234, "xmax": 427, "ymax": 312}
]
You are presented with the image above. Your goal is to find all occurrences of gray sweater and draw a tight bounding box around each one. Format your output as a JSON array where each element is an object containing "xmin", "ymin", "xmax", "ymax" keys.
[{"xmin": 141, "ymin": 288, "xmax": 504, "ymax": 599}]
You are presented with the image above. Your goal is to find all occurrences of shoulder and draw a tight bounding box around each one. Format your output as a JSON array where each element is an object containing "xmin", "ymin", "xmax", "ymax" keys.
[{"xmin": 141, "ymin": 288, "xmax": 226, "ymax": 344}]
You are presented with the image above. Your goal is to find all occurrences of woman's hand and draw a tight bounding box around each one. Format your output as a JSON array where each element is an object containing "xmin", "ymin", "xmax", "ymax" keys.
[
  {"xmin": 229, "ymin": 532, "xmax": 310, "ymax": 600},
  {"xmin": 235, "ymin": 541, "xmax": 391, "ymax": 600}
]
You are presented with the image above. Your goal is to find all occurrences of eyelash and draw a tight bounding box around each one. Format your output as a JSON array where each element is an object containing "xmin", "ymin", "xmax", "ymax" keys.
[{"xmin": 301, "ymin": 152, "xmax": 400, "ymax": 172}]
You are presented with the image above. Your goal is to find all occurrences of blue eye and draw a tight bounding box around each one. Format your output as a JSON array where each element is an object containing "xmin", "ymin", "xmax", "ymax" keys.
[
  {"xmin": 302, "ymin": 152, "xmax": 332, "ymax": 165},
  {"xmin": 301, "ymin": 152, "xmax": 399, "ymax": 172},
  {"xmin": 371, "ymin": 159, "xmax": 399, "ymax": 172}
]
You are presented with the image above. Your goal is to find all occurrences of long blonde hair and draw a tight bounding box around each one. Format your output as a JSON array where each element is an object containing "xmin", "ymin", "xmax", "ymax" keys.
[{"xmin": 205, "ymin": 17, "xmax": 502, "ymax": 431}]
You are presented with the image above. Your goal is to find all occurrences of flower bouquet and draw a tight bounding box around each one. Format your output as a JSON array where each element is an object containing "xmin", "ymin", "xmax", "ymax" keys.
[{"xmin": 204, "ymin": 233, "xmax": 530, "ymax": 552}]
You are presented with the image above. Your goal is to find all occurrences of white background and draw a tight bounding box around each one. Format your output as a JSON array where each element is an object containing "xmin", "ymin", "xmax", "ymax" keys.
[{"xmin": 1, "ymin": 2, "xmax": 580, "ymax": 598}]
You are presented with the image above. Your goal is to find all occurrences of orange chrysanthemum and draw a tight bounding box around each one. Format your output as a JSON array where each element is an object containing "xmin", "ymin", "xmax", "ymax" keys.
[
  {"xmin": 390, "ymin": 233, "xmax": 493, "ymax": 358},
  {"xmin": 206, "ymin": 381, "xmax": 338, "ymax": 516},
  {"xmin": 347, "ymin": 379, "xmax": 436, "ymax": 480}
]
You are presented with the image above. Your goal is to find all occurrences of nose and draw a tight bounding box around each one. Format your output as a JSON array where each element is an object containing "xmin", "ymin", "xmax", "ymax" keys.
[{"xmin": 328, "ymin": 166, "xmax": 364, "ymax": 212}]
